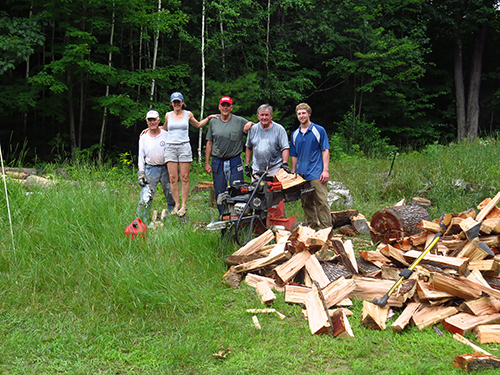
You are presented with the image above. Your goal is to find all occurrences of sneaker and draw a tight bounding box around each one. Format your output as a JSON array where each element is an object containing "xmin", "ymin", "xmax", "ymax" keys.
[{"xmin": 177, "ymin": 206, "xmax": 187, "ymax": 217}]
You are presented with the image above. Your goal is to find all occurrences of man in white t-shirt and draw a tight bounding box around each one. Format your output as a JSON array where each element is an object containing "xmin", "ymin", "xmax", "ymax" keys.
[
  {"xmin": 137, "ymin": 110, "xmax": 175, "ymax": 221},
  {"xmin": 245, "ymin": 104, "xmax": 291, "ymax": 179}
]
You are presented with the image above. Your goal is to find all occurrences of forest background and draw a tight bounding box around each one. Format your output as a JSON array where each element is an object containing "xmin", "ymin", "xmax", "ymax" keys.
[{"xmin": 1, "ymin": 0, "xmax": 500, "ymax": 164}]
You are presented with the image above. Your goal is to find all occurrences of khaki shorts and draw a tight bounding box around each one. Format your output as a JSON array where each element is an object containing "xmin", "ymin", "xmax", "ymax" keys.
[{"xmin": 164, "ymin": 142, "xmax": 193, "ymax": 163}]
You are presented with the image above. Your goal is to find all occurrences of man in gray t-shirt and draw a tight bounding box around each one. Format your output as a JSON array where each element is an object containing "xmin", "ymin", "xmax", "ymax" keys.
[
  {"xmin": 205, "ymin": 96, "xmax": 254, "ymax": 215},
  {"xmin": 245, "ymin": 104, "xmax": 290, "ymax": 178}
]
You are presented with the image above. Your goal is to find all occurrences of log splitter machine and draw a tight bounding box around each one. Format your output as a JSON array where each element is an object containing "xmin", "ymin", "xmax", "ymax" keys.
[{"xmin": 206, "ymin": 170, "xmax": 314, "ymax": 246}]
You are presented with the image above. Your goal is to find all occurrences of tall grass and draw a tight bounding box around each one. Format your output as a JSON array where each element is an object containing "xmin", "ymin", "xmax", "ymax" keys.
[{"xmin": 0, "ymin": 140, "xmax": 499, "ymax": 374}]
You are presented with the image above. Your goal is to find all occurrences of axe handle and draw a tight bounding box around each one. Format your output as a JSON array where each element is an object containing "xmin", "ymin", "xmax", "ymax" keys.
[{"xmin": 408, "ymin": 232, "xmax": 442, "ymax": 272}]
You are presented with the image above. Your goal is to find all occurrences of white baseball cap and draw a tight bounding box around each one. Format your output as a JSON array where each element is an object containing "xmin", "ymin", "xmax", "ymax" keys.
[{"xmin": 145, "ymin": 110, "xmax": 160, "ymax": 119}]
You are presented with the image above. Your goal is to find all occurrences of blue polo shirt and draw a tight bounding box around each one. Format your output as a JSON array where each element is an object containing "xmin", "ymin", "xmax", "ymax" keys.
[{"xmin": 290, "ymin": 122, "xmax": 329, "ymax": 181}]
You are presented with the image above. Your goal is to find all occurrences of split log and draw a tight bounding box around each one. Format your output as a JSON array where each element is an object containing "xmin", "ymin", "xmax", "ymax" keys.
[
  {"xmin": 403, "ymin": 250, "xmax": 469, "ymax": 275},
  {"xmin": 233, "ymin": 251, "xmax": 289, "ymax": 274},
  {"xmin": 458, "ymin": 297, "xmax": 500, "ymax": 316},
  {"xmin": 252, "ymin": 315, "xmax": 262, "ymax": 329},
  {"xmin": 358, "ymin": 250, "xmax": 391, "ymax": 265},
  {"xmin": 411, "ymin": 305, "xmax": 458, "ymax": 331},
  {"xmin": 455, "ymin": 238, "xmax": 492, "ymax": 261},
  {"xmin": 474, "ymin": 324, "xmax": 500, "ymax": 344},
  {"xmin": 453, "ymin": 332, "xmax": 494, "ymax": 356},
  {"xmin": 351, "ymin": 213, "xmax": 370, "ymax": 234},
  {"xmin": 284, "ymin": 284, "xmax": 310, "ymax": 305},
  {"xmin": 339, "ymin": 225, "xmax": 356, "ymax": 236},
  {"xmin": 361, "ymin": 300, "xmax": 389, "ymax": 330},
  {"xmin": 453, "ymin": 352, "xmax": 500, "ymax": 373},
  {"xmin": 481, "ymin": 217, "xmax": 500, "ymax": 235},
  {"xmin": 246, "ymin": 308, "xmax": 286, "ymax": 320},
  {"xmin": 476, "ymin": 191, "xmax": 500, "ymax": 221},
  {"xmin": 416, "ymin": 220, "xmax": 443, "ymax": 233},
  {"xmin": 304, "ymin": 282, "xmax": 331, "ymax": 335},
  {"xmin": 289, "ymin": 225, "xmax": 316, "ymax": 252},
  {"xmin": 429, "ymin": 272, "xmax": 483, "ymax": 300},
  {"xmin": 273, "ymin": 169, "xmax": 306, "ymax": 189},
  {"xmin": 391, "ymin": 302, "xmax": 421, "ymax": 333},
  {"xmin": 331, "ymin": 309, "xmax": 354, "ymax": 338},
  {"xmin": 322, "ymin": 277, "xmax": 357, "ymax": 308},
  {"xmin": 343, "ymin": 240, "xmax": 358, "ymax": 273},
  {"xmin": 379, "ymin": 244, "xmax": 410, "ymax": 267},
  {"xmin": 232, "ymin": 229, "xmax": 275, "ymax": 256},
  {"xmin": 304, "ymin": 256, "xmax": 330, "ymax": 288},
  {"xmin": 416, "ymin": 280, "xmax": 454, "ymax": 301},
  {"xmin": 442, "ymin": 312, "xmax": 500, "ymax": 335},
  {"xmin": 349, "ymin": 276, "xmax": 404, "ymax": 307},
  {"xmin": 331, "ymin": 210, "xmax": 359, "ymax": 229},
  {"xmin": 409, "ymin": 230, "xmax": 429, "ymax": 246},
  {"xmin": 459, "ymin": 217, "xmax": 482, "ymax": 241},
  {"xmin": 274, "ymin": 250, "xmax": 311, "ymax": 284},
  {"xmin": 255, "ymin": 281, "xmax": 276, "ymax": 305},
  {"xmin": 331, "ymin": 238, "xmax": 358, "ymax": 275},
  {"xmin": 411, "ymin": 197, "xmax": 431, "ymax": 208},
  {"xmin": 468, "ymin": 259, "xmax": 500, "ymax": 273},
  {"xmin": 370, "ymin": 205, "xmax": 431, "ymax": 243},
  {"xmin": 307, "ymin": 227, "xmax": 332, "ymax": 249}
]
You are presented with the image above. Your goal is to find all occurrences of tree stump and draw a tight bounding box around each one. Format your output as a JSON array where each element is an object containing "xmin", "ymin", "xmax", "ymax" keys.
[{"xmin": 370, "ymin": 205, "xmax": 431, "ymax": 244}]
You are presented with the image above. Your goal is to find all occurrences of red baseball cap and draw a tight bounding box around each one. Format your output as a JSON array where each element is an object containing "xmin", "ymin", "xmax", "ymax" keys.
[{"xmin": 219, "ymin": 96, "xmax": 233, "ymax": 105}]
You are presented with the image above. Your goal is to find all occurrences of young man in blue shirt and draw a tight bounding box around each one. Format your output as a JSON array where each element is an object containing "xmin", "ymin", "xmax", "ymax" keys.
[{"xmin": 290, "ymin": 103, "xmax": 331, "ymax": 230}]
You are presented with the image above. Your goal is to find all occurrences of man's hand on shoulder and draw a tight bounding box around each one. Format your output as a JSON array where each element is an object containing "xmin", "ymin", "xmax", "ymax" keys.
[{"xmin": 243, "ymin": 122, "xmax": 255, "ymax": 133}]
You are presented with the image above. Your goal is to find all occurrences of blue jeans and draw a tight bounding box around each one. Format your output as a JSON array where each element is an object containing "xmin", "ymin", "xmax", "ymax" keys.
[
  {"xmin": 137, "ymin": 164, "xmax": 175, "ymax": 221},
  {"xmin": 211, "ymin": 155, "xmax": 244, "ymax": 215}
]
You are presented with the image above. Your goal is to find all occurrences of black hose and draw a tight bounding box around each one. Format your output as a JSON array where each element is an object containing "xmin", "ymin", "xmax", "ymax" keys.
[{"xmin": 234, "ymin": 169, "xmax": 268, "ymax": 246}]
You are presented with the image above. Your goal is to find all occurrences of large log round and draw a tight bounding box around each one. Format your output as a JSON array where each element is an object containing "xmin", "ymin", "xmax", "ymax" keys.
[{"xmin": 370, "ymin": 205, "xmax": 431, "ymax": 244}]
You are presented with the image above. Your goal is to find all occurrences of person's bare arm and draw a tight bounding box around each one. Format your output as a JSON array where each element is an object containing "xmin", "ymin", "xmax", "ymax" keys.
[
  {"xmin": 282, "ymin": 148, "xmax": 290, "ymax": 164},
  {"xmin": 205, "ymin": 141, "xmax": 213, "ymax": 174},
  {"xmin": 319, "ymin": 149, "xmax": 330, "ymax": 184},
  {"xmin": 160, "ymin": 113, "xmax": 168, "ymax": 131},
  {"xmin": 245, "ymin": 147, "xmax": 253, "ymax": 165},
  {"xmin": 188, "ymin": 111, "xmax": 217, "ymax": 129},
  {"xmin": 291, "ymin": 156, "xmax": 298, "ymax": 173},
  {"xmin": 243, "ymin": 121, "xmax": 254, "ymax": 133}
]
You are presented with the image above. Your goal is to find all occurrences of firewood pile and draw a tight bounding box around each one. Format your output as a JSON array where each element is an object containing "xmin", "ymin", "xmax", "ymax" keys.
[{"xmin": 223, "ymin": 192, "xmax": 500, "ymax": 373}]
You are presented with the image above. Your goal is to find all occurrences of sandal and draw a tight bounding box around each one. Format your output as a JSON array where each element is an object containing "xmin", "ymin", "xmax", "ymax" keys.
[
  {"xmin": 177, "ymin": 206, "xmax": 187, "ymax": 217},
  {"xmin": 171, "ymin": 206, "xmax": 180, "ymax": 215}
]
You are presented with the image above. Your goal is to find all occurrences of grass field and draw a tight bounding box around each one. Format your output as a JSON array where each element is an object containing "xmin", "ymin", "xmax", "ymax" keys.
[{"xmin": 1, "ymin": 140, "xmax": 500, "ymax": 374}]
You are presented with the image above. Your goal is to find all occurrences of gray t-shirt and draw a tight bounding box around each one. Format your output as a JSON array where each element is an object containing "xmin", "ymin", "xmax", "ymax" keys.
[
  {"xmin": 246, "ymin": 121, "xmax": 289, "ymax": 172},
  {"xmin": 206, "ymin": 114, "xmax": 248, "ymax": 159}
]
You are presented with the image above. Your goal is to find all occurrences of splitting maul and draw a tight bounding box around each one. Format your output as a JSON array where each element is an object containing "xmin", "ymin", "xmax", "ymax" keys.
[{"xmin": 372, "ymin": 231, "xmax": 442, "ymax": 307}]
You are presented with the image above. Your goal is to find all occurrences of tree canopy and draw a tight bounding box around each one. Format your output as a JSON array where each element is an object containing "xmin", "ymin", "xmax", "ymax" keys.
[{"xmin": 1, "ymin": 0, "xmax": 500, "ymax": 162}]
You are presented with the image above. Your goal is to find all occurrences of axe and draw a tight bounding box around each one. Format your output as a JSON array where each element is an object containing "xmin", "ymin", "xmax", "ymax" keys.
[{"xmin": 372, "ymin": 232, "xmax": 442, "ymax": 307}]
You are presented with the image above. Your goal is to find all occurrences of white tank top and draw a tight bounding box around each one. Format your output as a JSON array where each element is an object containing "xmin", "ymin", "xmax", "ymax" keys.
[{"xmin": 167, "ymin": 110, "xmax": 189, "ymax": 144}]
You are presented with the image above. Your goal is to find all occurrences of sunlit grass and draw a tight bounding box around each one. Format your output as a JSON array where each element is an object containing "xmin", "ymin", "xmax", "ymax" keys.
[{"xmin": 0, "ymin": 140, "xmax": 500, "ymax": 373}]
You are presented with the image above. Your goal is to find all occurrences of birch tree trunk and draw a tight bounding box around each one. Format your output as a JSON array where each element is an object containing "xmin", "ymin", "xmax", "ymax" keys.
[
  {"xmin": 149, "ymin": 0, "xmax": 161, "ymax": 104},
  {"xmin": 198, "ymin": 0, "xmax": 206, "ymax": 165},
  {"xmin": 219, "ymin": 1, "xmax": 226, "ymax": 71},
  {"xmin": 265, "ymin": 0, "xmax": 271, "ymax": 78},
  {"xmin": 454, "ymin": 29, "xmax": 467, "ymax": 141},
  {"xmin": 98, "ymin": 5, "xmax": 115, "ymax": 163}
]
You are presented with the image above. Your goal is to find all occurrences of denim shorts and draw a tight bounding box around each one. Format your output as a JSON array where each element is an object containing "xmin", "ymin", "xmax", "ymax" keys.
[{"xmin": 164, "ymin": 142, "xmax": 193, "ymax": 163}]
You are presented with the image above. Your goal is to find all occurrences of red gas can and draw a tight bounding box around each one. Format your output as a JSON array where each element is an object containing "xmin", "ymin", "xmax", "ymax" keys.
[{"xmin": 124, "ymin": 218, "xmax": 147, "ymax": 240}]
